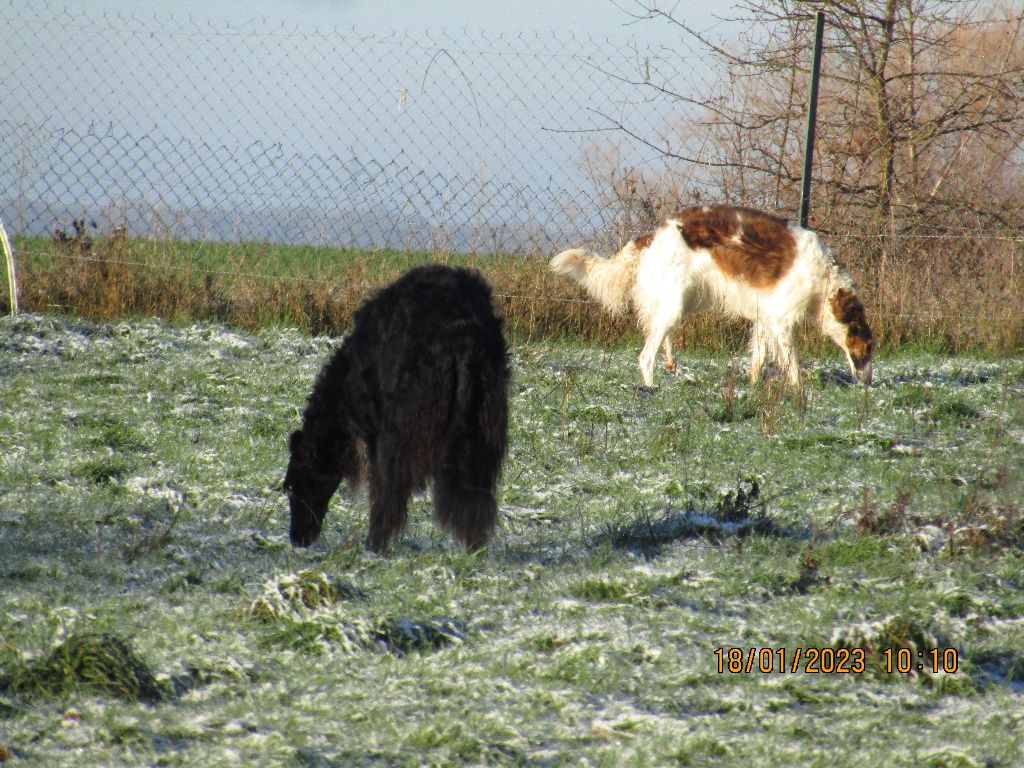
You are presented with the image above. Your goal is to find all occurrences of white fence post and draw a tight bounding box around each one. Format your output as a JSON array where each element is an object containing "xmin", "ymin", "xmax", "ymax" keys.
[{"xmin": 0, "ymin": 217, "xmax": 19, "ymax": 315}]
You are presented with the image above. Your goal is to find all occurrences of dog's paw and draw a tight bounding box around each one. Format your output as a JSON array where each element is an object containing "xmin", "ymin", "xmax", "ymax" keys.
[{"xmin": 636, "ymin": 385, "xmax": 657, "ymax": 398}]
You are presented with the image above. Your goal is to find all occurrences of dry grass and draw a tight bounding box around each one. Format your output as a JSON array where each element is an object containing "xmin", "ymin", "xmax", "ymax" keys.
[
  {"xmin": 6, "ymin": 223, "xmax": 1023, "ymax": 353},
  {"xmin": 831, "ymin": 228, "xmax": 1024, "ymax": 354}
]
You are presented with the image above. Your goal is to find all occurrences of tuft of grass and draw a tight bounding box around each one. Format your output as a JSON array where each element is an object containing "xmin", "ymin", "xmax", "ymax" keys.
[
  {"xmin": 1, "ymin": 632, "xmax": 167, "ymax": 703},
  {"xmin": 854, "ymin": 485, "xmax": 911, "ymax": 536},
  {"xmin": 120, "ymin": 500, "xmax": 187, "ymax": 565},
  {"xmin": 947, "ymin": 490, "xmax": 1023, "ymax": 555},
  {"xmin": 71, "ymin": 457, "xmax": 134, "ymax": 485},
  {"xmin": 570, "ymin": 578, "xmax": 638, "ymax": 603},
  {"xmin": 598, "ymin": 480, "xmax": 781, "ymax": 553},
  {"xmin": 785, "ymin": 532, "xmax": 828, "ymax": 594},
  {"xmin": 259, "ymin": 614, "xmax": 466, "ymax": 656},
  {"xmin": 245, "ymin": 571, "xmax": 463, "ymax": 655},
  {"xmin": 245, "ymin": 570, "xmax": 364, "ymax": 621},
  {"xmin": 830, "ymin": 614, "xmax": 953, "ymax": 677},
  {"xmin": 968, "ymin": 649, "xmax": 1024, "ymax": 689},
  {"xmin": 372, "ymin": 617, "xmax": 467, "ymax": 654},
  {"xmin": 711, "ymin": 366, "xmax": 756, "ymax": 423}
]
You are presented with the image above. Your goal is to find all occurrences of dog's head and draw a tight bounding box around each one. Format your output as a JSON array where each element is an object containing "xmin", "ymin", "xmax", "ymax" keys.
[
  {"xmin": 283, "ymin": 429, "xmax": 339, "ymax": 547},
  {"xmin": 827, "ymin": 288, "xmax": 874, "ymax": 385}
]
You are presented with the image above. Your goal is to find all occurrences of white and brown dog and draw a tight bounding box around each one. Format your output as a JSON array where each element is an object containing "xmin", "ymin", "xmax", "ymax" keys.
[{"xmin": 551, "ymin": 205, "xmax": 873, "ymax": 388}]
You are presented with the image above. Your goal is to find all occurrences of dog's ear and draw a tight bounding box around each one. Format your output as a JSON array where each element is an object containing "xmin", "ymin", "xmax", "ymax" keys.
[
  {"xmin": 289, "ymin": 429, "xmax": 311, "ymax": 459},
  {"xmin": 289, "ymin": 428, "xmax": 323, "ymax": 472},
  {"xmin": 283, "ymin": 431, "xmax": 304, "ymax": 495}
]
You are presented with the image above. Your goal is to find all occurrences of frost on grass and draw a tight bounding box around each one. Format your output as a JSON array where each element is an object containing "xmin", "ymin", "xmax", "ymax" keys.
[
  {"xmin": 245, "ymin": 570, "xmax": 363, "ymax": 619},
  {"xmin": 245, "ymin": 570, "xmax": 465, "ymax": 655},
  {"xmin": 1, "ymin": 632, "xmax": 167, "ymax": 703},
  {"xmin": 258, "ymin": 611, "xmax": 467, "ymax": 657},
  {"xmin": 830, "ymin": 614, "xmax": 955, "ymax": 677},
  {"xmin": 3, "ymin": 316, "xmax": 1024, "ymax": 766},
  {"xmin": 969, "ymin": 649, "xmax": 1024, "ymax": 691},
  {"xmin": 598, "ymin": 479, "xmax": 783, "ymax": 553},
  {"xmin": 373, "ymin": 618, "xmax": 467, "ymax": 654}
]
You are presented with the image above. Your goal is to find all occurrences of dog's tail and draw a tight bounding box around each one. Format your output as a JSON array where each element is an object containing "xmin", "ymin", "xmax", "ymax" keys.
[
  {"xmin": 550, "ymin": 246, "xmax": 639, "ymax": 316},
  {"xmin": 433, "ymin": 329, "xmax": 509, "ymax": 551}
]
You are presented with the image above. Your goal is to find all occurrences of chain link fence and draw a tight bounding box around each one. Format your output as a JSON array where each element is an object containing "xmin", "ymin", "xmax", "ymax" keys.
[
  {"xmin": 3, "ymin": 1, "xmax": 1022, "ymax": 349},
  {"xmin": 1, "ymin": 1, "xmax": 725, "ymax": 255}
]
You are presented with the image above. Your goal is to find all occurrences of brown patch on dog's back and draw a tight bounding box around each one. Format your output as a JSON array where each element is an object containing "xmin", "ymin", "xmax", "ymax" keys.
[
  {"xmin": 633, "ymin": 231, "xmax": 656, "ymax": 250},
  {"xmin": 675, "ymin": 206, "xmax": 796, "ymax": 289},
  {"xmin": 830, "ymin": 288, "xmax": 874, "ymax": 368}
]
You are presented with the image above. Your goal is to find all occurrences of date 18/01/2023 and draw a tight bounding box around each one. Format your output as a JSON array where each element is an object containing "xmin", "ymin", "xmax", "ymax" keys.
[{"xmin": 713, "ymin": 646, "xmax": 959, "ymax": 674}]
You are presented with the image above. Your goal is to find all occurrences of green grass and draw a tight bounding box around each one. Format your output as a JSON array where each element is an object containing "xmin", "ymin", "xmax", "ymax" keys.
[
  {"xmin": 11, "ymin": 231, "xmax": 1024, "ymax": 353},
  {"xmin": 1, "ymin": 314, "xmax": 1023, "ymax": 766},
  {"xmin": 14, "ymin": 235, "xmax": 454, "ymax": 278},
  {"xmin": 12, "ymin": 233, "xmax": 640, "ymax": 343}
]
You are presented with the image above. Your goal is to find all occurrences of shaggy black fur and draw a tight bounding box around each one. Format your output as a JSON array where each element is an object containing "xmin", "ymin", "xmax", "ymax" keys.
[{"xmin": 284, "ymin": 265, "xmax": 510, "ymax": 552}]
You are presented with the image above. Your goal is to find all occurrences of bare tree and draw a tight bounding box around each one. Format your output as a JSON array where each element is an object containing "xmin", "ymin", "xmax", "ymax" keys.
[{"xmin": 614, "ymin": 0, "xmax": 1024, "ymax": 230}]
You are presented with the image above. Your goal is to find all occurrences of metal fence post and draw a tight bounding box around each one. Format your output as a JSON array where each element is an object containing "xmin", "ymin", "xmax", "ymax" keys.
[
  {"xmin": 0, "ymin": 217, "xmax": 18, "ymax": 315},
  {"xmin": 799, "ymin": 10, "xmax": 826, "ymax": 229}
]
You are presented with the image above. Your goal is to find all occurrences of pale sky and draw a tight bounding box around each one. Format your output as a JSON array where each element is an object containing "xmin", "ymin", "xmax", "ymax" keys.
[
  {"xmin": 3, "ymin": 1, "xmax": 745, "ymax": 246},
  {"xmin": 75, "ymin": 0, "xmax": 739, "ymax": 41}
]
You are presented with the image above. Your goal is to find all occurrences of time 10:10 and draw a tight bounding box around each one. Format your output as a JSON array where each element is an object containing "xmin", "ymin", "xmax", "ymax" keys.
[{"xmin": 883, "ymin": 647, "xmax": 958, "ymax": 674}]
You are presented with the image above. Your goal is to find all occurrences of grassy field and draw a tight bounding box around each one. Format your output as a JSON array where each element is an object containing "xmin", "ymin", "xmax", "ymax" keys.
[
  {"xmin": 1, "ymin": 313, "xmax": 1023, "ymax": 767},
  {"xmin": 10, "ymin": 234, "xmax": 628, "ymax": 343},
  {"xmin": 10, "ymin": 230, "xmax": 1024, "ymax": 352}
]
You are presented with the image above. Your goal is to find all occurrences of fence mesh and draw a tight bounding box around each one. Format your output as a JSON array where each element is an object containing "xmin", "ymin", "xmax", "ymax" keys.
[
  {"xmin": 1, "ymin": 2, "xmax": 723, "ymax": 254},
  {"xmin": 2, "ymin": 2, "xmax": 1022, "ymax": 349}
]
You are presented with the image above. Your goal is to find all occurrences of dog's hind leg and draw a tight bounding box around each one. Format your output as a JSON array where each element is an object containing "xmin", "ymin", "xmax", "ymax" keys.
[
  {"xmin": 749, "ymin": 322, "xmax": 770, "ymax": 383},
  {"xmin": 637, "ymin": 304, "xmax": 682, "ymax": 388},
  {"xmin": 749, "ymin": 322, "xmax": 800, "ymax": 385},
  {"xmin": 433, "ymin": 432, "xmax": 500, "ymax": 551},
  {"xmin": 434, "ymin": 478, "xmax": 497, "ymax": 552},
  {"xmin": 432, "ymin": 362, "xmax": 505, "ymax": 551},
  {"xmin": 637, "ymin": 332, "xmax": 664, "ymax": 388},
  {"xmin": 661, "ymin": 335, "xmax": 676, "ymax": 374},
  {"xmin": 769, "ymin": 323, "xmax": 800, "ymax": 385}
]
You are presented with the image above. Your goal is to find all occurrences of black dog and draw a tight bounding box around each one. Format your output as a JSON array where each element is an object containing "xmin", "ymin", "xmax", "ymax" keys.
[{"xmin": 284, "ymin": 265, "xmax": 510, "ymax": 552}]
